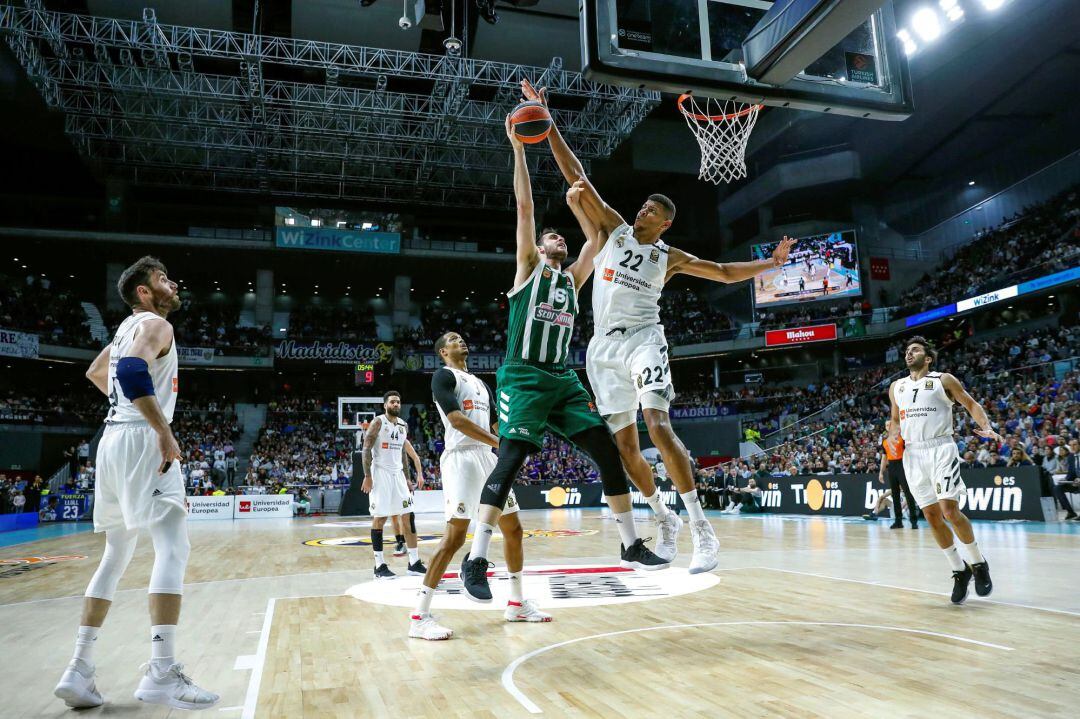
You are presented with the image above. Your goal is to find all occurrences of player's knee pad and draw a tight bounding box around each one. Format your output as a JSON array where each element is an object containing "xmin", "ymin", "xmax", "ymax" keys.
[
  {"xmin": 148, "ymin": 507, "xmax": 190, "ymax": 595},
  {"xmin": 85, "ymin": 528, "xmax": 138, "ymax": 601},
  {"xmin": 571, "ymin": 426, "xmax": 630, "ymax": 497},
  {"xmin": 478, "ymin": 439, "xmax": 532, "ymax": 510},
  {"xmin": 603, "ymin": 410, "xmax": 637, "ymax": 434}
]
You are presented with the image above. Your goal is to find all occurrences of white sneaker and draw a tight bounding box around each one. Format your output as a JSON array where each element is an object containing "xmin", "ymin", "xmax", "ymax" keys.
[
  {"xmin": 689, "ymin": 519, "xmax": 720, "ymax": 575},
  {"xmin": 504, "ymin": 599, "xmax": 553, "ymax": 623},
  {"xmin": 654, "ymin": 511, "xmax": 683, "ymax": 562},
  {"xmin": 54, "ymin": 659, "xmax": 103, "ymax": 708},
  {"xmin": 134, "ymin": 662, "xmax": 220, "ymax": 710},
  {"xmin": 408, "ymin": 613, "xmax": 454, "ymax": 640}
]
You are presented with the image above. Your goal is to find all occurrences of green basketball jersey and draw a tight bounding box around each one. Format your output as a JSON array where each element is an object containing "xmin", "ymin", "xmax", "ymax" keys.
[{"xmin": 504, "ymin": 262, "xmax": 577, "ymax": 366}]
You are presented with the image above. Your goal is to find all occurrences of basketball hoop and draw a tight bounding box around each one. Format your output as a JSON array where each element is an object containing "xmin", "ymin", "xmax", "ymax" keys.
[{"xmin": 677, "ymin": 94, "xmax": 762, "ymax": 185}]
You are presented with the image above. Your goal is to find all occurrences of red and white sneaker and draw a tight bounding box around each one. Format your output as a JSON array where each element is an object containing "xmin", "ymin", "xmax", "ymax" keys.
[
  {"xmin": 504, "ymin": 599, "xmax": 553, "ymax": 623},
  {"xmin": 408, "ymin": 613, "xmax": 454, "ymax": 640}
]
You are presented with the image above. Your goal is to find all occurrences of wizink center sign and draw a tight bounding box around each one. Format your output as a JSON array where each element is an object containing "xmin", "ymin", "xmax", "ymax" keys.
[{"xmin": 275, "ymin": 227, "xmax": 401, "ymax": 254}]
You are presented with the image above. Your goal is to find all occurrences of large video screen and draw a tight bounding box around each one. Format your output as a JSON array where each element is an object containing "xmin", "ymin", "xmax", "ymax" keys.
[{"xmin": 751, "ymin": 230, "xmax": 861, "ymax": 308}]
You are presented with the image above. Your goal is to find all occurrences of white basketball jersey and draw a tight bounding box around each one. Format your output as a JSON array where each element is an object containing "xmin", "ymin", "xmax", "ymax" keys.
[
  {"xmin": 894, "ymin": 372, "xmax": 954, "ymax": 442},
  {"xmin": 371, "ymin": 413, "xmax": 408, "ymax": 470},
  {"xmin": 435, "ymin": 368, "xmax": 493, "ymax": 453},
  {"xmin": 592, "ymin": 223, "xmax": 667, "ymax": 332},
  {"xmin": 105, "ymin": 312, "xmax": 178, "ymax": 425}
]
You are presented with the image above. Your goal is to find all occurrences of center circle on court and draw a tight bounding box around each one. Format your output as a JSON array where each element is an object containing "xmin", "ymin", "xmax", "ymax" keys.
[{"xmin": 345, "ymin": 563, "xmax": 719, "ymax": 610}]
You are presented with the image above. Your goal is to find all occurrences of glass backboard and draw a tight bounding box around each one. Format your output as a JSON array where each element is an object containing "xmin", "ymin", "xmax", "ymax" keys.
[{"xmin": 582, "ymin": 0, "xmax": 913, "ymax": 120}]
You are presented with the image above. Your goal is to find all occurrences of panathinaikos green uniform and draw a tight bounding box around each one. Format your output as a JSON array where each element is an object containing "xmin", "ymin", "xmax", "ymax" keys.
[{"xmin": 496, "ymin": 261, "xmax": 605, "ymax": 448}]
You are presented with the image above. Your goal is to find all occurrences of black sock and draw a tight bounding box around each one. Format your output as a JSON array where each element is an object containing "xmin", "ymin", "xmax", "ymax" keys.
[
  {"xmin": 409, "ymin": 512, "xmax": 416, "ymax": 534},
  {"xmin": 395, "ymin": 534, "xmax": 405, "ymax": 546},
  {"xmin": 371, "ymin": 529, "xmax": 384, "ymax": 552}
]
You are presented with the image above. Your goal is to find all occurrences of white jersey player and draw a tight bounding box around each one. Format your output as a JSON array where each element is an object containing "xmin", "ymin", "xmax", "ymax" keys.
[
  {"xmin": 362, "ymin": 392, "xmax": 426, "ymax": 579},
  {"xmin": 408, "ymin": 332, "xmax": 549, "ymax": 640},
  {"xmin": 524, "ymin": 78, "xmax": 794, "ymax": 574},
  {"xmin": 888, "ymin": 335, "xmax": 1002, "ymax": 604},
  {"xmin": 54, "ymin": 256, "xmax": 218, "ymax": 711}
]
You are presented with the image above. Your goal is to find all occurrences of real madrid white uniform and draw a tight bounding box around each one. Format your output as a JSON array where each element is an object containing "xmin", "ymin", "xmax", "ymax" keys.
[
  {"xmin": 94, "ymin": 312, "xmax": 184, "ymax": 532},
  {"xmin": 368, "ymin": 413, "xmax": 414, "ymax": 517},
  {"xmin": 433, "ymin": 367, "xmax": 519, "ymax": 522},
  {"xmin": 587, "ymin": 222, "xmax": 675, "ymax": 431},
  {"xmin": 894, "ymin": 372, "xmax": 967, "ymax": 508}
]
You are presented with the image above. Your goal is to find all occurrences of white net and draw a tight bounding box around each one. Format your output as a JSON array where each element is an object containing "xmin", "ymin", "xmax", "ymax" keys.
[{"xmin": 678, "ymin": 94, "xmax": 762, "ymax": 184}]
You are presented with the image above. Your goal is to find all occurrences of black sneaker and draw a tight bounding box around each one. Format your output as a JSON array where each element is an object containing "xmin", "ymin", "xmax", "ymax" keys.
[
  {"xmin": 950, "ymin": 563, "xmax": 972, "ymax": 605},
  {"xmin": 620, "ymin": 538, "xmax": 670, "ymax": 571},
  {"xmin": 862, "ymin": 513, "xmax": 877, "ymax": 521},
  {"xmin": 889, "ymin": 522, "xmax": 903, "ymax": 529},
  {"xmin": 971, "ymin": 560, "xmax": 993, "ymax": 597},
  {"xmin": 374, "ymin": 563, "xmax": 396, "ymax": 580},
  {"xmin": 393, "ymin": 541, "xmax": 406, "ymax": 557},
  {"xmin": 460, "ymin": 553, "xmax": 493, "ymax": 603},
  {"xmin": 408, "ymin": 559, "xmax": 427, "ymax": 576}
]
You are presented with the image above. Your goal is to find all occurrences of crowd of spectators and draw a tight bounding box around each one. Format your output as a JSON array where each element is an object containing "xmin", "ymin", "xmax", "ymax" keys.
[
  {"xmin": 897, "ymin": 186, "xmax": 1079, "ymax": 317},
  {"xmin": 243, "ymin": 403, "xmax": 352, "ymax": 491},
  {"xmin": 173, "ymin": 405, "xmax": 244, "ymax": 494},
  {"xmin": 0, "ymin": 388, "xmax": 104, "ymax": 425},
  {"xmin": 288, "ymin": 302, "xmax": 377, "ymax": 341},
  {"xmin": 0, "ymin": 273, "xmax": 96, "ymax": 347},
  {"xmin": 105, "ymin": 302, "xmax": 272, "ymax": 357}
]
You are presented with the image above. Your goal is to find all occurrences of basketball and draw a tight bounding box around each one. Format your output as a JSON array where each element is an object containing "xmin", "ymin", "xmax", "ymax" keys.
[{"xmin": 510, "ymin": 101, "xmax": 551, "ymax": 144}]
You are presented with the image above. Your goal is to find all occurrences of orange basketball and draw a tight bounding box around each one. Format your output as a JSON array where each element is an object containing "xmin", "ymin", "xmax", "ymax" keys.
[{"xmin": 510, "ymin": 101, "xmax": 552, "ymax": 144}]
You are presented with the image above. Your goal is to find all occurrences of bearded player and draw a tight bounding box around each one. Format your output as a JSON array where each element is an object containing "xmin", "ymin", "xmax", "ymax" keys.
[
  {"xmin": 523, "ymin": 79, "xmax": 794, "ymax": 573},
  {"xmin": 408, "ymin": 331, "xmax": 551, "ymax": 640},
  {"xmin": 458, "ymin": 114, "xmax": 668, "ymax": 602},
  {"xmin": 888, "ymin": 336, "xmax": 998, "ymax": 604}
]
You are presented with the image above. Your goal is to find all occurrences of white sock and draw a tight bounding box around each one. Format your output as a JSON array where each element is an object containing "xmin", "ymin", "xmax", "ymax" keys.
[
  {"xmin": 470, "ymin": 522, "xmax": 495, "ymax": 560},
  {"xmin": 72, "ymin": 625, "xmax": 98, "ymax": 665},
  {"xmin": 508, "ymin": 571, "xmax": 524, "ymax": 604},
  {"xmin": 614, "ymin": 511, "xmax": 638, "ymax": 547},
  {"xmin": 150, "ymin": 625, "xmax": 176, "ymax": 668},
  {"xmin": 373, "ymin": 551, "xmax": 385, "ymax": 567},
  {"xmin": 644, "ymin": 490, "xmax": 671, "ymax": 519},
  {"xmin": 960, "ymin": 540, "xmax": 984, "ymax": 564},
  {"xmin": 413, "ymin": 585, "xmax": 435, "ymax": 617},
  {"xmin": 942, "ymin": 545, "xmax": 966, "ymax": 572},
  {"xmin": 680, "ymin": 490, "xmax": 706, "ymax": 522},
  {"xmin": 407, "ymin": 547, "xmax": 419, "ymax": 563}
]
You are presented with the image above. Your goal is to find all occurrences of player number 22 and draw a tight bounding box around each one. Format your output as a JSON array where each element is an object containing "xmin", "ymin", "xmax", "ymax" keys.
[
  {"xmin": 641, "ymin": 364, "xmax": 666, "ymax": 385},
  {"xmin": 618, "ymin": 250, "xmax": 643, "ymax": 271}
]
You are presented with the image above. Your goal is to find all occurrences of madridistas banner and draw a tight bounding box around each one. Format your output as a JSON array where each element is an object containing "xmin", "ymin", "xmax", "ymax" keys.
[{"xmin": 275, "ymin": 340, "xmax": 393, "ymax": 366}]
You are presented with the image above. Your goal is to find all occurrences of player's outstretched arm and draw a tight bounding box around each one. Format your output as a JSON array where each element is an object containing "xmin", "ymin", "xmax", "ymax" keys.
[
  {"xmin": 521, "ymin": 80, "xmax": 625, "ymax": 236},
  {"xmin": 665, "ymin": 237, "xmax": 796, "ymax": 284},
  {"xmin": 941, "ymin": 373, "xmax": 1004, "ymax": 443},
  {"xmin": 565, "ymin": 181, "xmax": 602, "ymax": 291},
  {"xmin": 432, "ymin": 369, "xmax": 500, "ymax": 449},
  {"xmin": 86, "ymin": 345, "xmax": 111, "ymax": 396},
  {"xmin": 507, "ymin": 114, "xmax": 541, "ymax": 290},
  {"xmin": 361, "ymin": 416, "xmax": 381, "ymax": 493}
]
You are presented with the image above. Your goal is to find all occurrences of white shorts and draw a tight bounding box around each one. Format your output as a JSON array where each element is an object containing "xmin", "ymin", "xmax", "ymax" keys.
[
  {"xmin": 369, "ymin": 465, "xmax": 414, "ymax": 517},
  {"xmin": 901, "ymin": 437, "xmax": 968, "ymax": 509},
  {"xmin": 586, "ymin": 324, "xmax": 675, "ymax": 432},
  {"xmin": 94, "ymin": 423, "xmax": 186, "ymax": 533},
  {"xmin": 441, "ymin": 447, "xmax": 519, "ymax": 522}
]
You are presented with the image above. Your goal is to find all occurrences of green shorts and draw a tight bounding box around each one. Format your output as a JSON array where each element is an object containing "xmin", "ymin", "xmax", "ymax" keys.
[{"xmin": 495, "ymin": 363, "xmax": 605, "ymax": 448}]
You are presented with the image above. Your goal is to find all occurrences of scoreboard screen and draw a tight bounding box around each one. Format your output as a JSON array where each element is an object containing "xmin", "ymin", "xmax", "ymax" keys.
[{"xmin": 354, "ymin": 363, "xmax": 376, "ymax": 386}]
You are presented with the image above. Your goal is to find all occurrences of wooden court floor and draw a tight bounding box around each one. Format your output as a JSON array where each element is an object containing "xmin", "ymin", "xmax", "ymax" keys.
[{"xmin": 2, "ymin": 510, "xmax": 1079, "ymax": 718}]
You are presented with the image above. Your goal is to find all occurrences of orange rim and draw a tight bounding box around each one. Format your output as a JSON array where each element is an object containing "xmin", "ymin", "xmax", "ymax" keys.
[{"xmin": 677, "ymin": 93, "xmax": 762, "ymax": 122}]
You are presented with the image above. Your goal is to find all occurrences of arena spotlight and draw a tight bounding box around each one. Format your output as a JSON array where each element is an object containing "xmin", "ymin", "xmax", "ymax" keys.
[
  {"xmin": 968, "ymin": 180, "xmax": 976, "ymax": 186},
  {"xmin": 911, "ymin": 8, "xmax": 942, "ymax": 42},
  {"xmin": 896, "ymin": 29, "xmax": 917, "ymax": 56},
  {"xmin": 938, "ymin": 0, "xmax": 963, "ymax": 22},
  {"xmin": 980, "ymin": 0, "xmax": 1006, "ymax": 9}
]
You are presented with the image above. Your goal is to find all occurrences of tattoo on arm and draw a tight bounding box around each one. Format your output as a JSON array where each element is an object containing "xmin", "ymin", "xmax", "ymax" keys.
[{"xmin": 362, "ymin": 417, "xmax": 380, "ymax": 478}]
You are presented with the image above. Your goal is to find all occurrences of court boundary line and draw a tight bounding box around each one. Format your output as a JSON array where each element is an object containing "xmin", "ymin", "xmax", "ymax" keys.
[
  {"xmin": 241, "ymin": 597, "xmax": 276, "ymax": 719},
  {"xmin": 501, "ymin": 620, "xmax": 1015, "ymax": 714}
]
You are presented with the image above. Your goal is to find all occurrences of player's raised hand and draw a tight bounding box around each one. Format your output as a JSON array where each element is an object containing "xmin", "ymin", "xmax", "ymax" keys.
[
  {"xmin": 566, "ymin": 180, "xmax": 586, "ymax": 208},
  {"xmin": 772, "ymin": 236, "xmax": 795, "ymax": 266},
  {"xmin": 157, "ymin": 429, "xmax": 182, "ymax": 475},
  {"xmin": 504, "ymin": 113, "xmax": 523, "ymax": 149},
  {"xmin": 520, "ymin": 79, "xmax": 548, "ymax": 108}
]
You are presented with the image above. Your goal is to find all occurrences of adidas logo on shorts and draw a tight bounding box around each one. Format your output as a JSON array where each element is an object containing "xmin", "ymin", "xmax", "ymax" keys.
[{"xmin": 152, "ymin": 489, "xmax": 162, "ymax": 497}]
